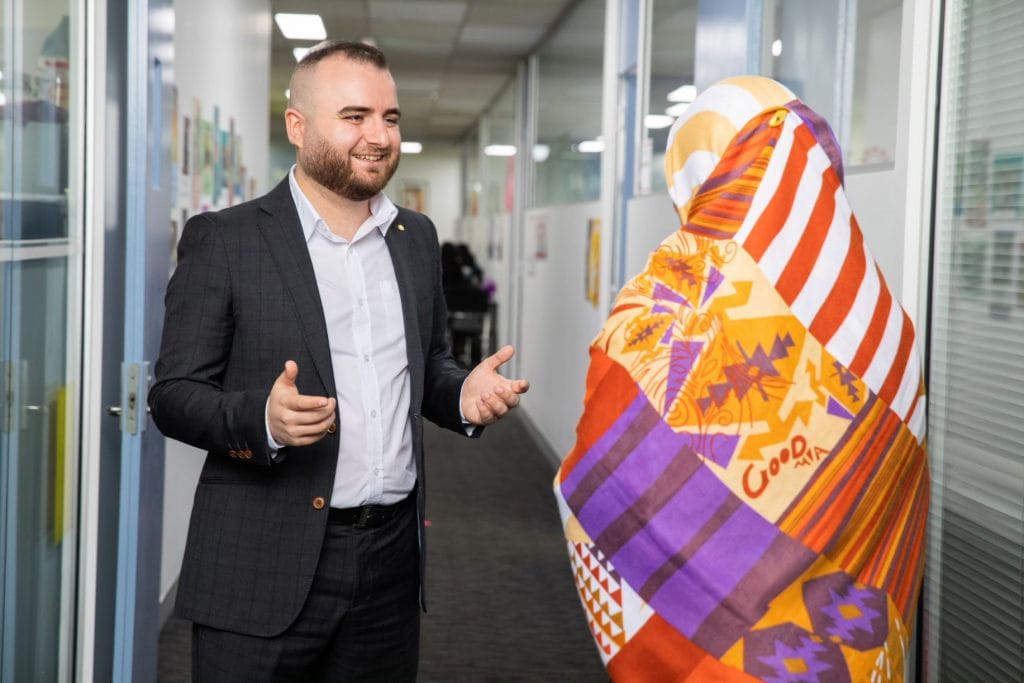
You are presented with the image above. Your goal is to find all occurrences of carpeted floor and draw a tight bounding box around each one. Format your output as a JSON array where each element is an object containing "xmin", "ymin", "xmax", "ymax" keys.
[{"xmin": 158, "ymin": 412, "xmax": 609, "ymax": 682}]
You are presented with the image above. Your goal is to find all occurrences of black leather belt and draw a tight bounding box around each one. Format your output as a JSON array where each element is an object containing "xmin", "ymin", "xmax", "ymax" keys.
[{"xmin": 327, "ymin": 494, "xmax": 412, "ymax": 528}]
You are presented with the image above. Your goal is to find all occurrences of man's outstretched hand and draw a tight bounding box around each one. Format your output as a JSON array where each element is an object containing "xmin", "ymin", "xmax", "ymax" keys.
[
  {"xmin": 268, "ymin": 360, "xmax": 337, "ymax": 447},
  {"xmin": 461, "ymin": 345, "xmax": 530, "ymax": 426}
]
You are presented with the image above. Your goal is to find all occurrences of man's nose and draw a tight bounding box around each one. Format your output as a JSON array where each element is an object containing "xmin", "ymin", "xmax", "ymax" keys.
[{"xmin": 363, "ymin": 117, "xmax": 391, "ymax": 146}]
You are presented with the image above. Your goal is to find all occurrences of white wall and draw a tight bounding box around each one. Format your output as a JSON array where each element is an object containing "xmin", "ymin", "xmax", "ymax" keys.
[
  {"xmin": 161, "ymin": 0, "xmax": 271, "ymax": 606},
  {"xmin": 387, "ymin": 144, "xmax": 462, "ymax": 244},
  {"xmin": 518, "ymin": 202, "xmax": 607, "ymax": 457},
  {"xmin": 625, "ymin": 194, "xmax": 679, "ymax": 278}
]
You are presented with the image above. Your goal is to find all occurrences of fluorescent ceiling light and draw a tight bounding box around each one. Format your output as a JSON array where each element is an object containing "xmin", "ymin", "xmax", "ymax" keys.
[
  {"xmin": 401, "ymin": 141, "xmax": 423, "ymax": 154},
  {"xmin": 484, "ymin": 144, "xmax": 517, "ymax": 157},
  {"xmin": 274, "ymin": 13, "xmax": 326, "ymax": 41},
  {"xmin": 665, "ymin": 102, "xmax": 689, "ymax": 117},
  {"xmin": 644, "ymin": 114, "xmax": 674, "ymax": 129},
  {"xmin": 771, "ymin": 39, "xmax": 783, "ymax": 57},
  {"xmin": 666, "ymin": 84, "xmax": 697, "ymax": 103},
  {"xmin": 576, "ymin": 139, "xmax": 604, "ymax": 153},
  {"xmin": 293, "ymin": 47, "xmax": 311, "ymax": 62},
  {"xmin": 532, "ymin": 144, "xmax": 550, "ymax": 162}
]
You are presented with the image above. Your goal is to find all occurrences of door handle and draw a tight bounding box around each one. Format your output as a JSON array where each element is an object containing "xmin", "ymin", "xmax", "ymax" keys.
[{"xmin": 107, "ymin": 406, "xmax": 122, "ymax": 417}]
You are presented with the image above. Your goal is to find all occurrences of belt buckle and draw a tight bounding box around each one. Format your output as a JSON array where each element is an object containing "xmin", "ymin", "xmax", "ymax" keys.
[{"xmin": 357, "ymin": 506, "xmax": 372, "ymax": 528}]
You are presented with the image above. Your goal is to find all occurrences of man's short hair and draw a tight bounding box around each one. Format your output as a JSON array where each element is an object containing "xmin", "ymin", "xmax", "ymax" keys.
[{"xmin": 296, "ymin": 40, "xmax": 388, "ymax": 71}]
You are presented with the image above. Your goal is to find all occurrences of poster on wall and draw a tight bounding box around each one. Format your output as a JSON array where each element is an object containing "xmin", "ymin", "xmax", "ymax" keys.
[
  {"xmin": 954, "ymin": 235, "xmax": 986, "ymax": 299},
  {"xmin": 991, "ymin": 152, "xmax": 1023, "ymax": 217},
  {"xmin": 585, "ymin": 217, "xmax": 600, "ymax": 307},
  {"xmin": 191, "ymin": 98, "xmax": 202, "ymax": 210},
  {"xmin": 487, "ymin": 216, "xmax": 503, "ymax": 261},
  {"xmin": 534, "ymin": 216, "xmax": 548, "ymax": 260},
  {"xmin": 954, "ymin": 139, "xmax": 989, "ymax": 225},
  {"xmin": 989, "ymin": 229, "xmax": 1015, "ymax": 319},
  {"xmin": 1017, "ymin": 237, "xmax": 1024, "ymax": 310},
  {"xmin": 399, "ymin": 180, "xmax": 428, "ymax": 213},
  {"xmin": 526, "ymin": 212, "xmax": 548, "ymax": 276}
]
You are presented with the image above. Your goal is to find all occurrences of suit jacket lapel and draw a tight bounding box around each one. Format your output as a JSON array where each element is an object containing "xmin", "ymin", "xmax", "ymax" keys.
[
  {"xmin": 384, "ymin": 210, "xmax": 425, "ymax": 411},
  {"xmin": 256, "ymin": 178, "xmax": 337, "ymax": 397}
]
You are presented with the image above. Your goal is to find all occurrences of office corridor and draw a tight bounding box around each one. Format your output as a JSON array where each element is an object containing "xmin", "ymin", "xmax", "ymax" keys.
[{"xmin": 157, "ymin": 412, "xmax": 609, "ymax": 682}]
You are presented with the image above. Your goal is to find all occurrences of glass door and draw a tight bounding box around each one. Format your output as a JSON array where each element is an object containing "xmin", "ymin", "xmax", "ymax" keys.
[{"xmin": 0, "ymin": 0, "xmax": 81, "ymax": 681}]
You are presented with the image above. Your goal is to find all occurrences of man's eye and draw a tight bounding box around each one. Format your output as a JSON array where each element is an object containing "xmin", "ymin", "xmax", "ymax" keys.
[
  {"xmin": 386, "ymin": 118, "xmax": 400, "ymax": 126},
  {"xmin": 345, "ymin": 115, "xmax": 364, "ymax": 122}
]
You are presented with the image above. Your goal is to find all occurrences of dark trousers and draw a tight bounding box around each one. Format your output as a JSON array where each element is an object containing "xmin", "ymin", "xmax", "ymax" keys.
[{"xmin": 191, "ymin": 499, "xmax": 420, "ymax": 682}]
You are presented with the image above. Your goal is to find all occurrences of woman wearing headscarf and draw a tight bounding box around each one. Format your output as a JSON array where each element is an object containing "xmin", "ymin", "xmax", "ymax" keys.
[{"xmin": 554, "ymin": 76, "xmax": 928, "ymax": 682}]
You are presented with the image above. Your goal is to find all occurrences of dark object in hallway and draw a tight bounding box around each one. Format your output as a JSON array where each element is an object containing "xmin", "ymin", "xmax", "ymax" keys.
[
  {"xmin": 159, "ymin": 413, "xmax": 608, "ymax": 682},
  {"xmin": 442, "ymin": 242, "xmax": 491, "ymax": 368}
]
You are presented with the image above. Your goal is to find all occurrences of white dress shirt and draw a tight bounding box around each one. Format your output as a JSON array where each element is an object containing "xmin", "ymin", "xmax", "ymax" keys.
[{"xmin": 279, "ymin": 167, "xmax": 415, "ymax": 508}]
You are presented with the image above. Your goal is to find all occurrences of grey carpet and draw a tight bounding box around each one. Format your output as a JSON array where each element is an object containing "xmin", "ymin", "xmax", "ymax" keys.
[{"xmin": 158, "ymin": 412, "xmax": 608, "ymax": 681}]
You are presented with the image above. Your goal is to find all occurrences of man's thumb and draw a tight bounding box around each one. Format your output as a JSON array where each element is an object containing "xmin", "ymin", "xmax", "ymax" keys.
[
  {"xmin": 487, "ymin": 345, "xmax": 515, "ymax": 369},
  {"xmin": 279, "ymin": 360, "xmax": 299, "ymax": 387}
]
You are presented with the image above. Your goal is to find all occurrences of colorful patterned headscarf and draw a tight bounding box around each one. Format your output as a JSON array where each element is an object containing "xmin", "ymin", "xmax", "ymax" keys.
[{"xmin": 554, "ymin": 76, "xmax": 929, "ymax": 682}]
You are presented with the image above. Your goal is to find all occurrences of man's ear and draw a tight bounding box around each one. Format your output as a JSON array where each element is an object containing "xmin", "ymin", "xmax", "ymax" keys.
[{"xmin": 284, "ymin": 108, "xmax": 304, "ymax": 148}]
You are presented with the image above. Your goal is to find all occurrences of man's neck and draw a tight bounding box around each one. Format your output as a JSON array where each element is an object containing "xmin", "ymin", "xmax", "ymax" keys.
[{"xmin": 294, "ymin": 166, "xmax": 371, "ymax": 241}]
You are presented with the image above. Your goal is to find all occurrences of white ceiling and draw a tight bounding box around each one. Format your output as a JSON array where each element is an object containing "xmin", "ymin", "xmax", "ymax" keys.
[{"xmin": 269, "ymin": 0, "xmax": 583, "ymax": 144}]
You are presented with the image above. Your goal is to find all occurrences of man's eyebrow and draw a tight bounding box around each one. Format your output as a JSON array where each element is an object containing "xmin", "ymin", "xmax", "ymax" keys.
[
  {"xmin": 336, "ymin": 106, "xmax": 402, "ymax": 119},
  {"xmin": 337, "ymin": 106, "xmax": 371, "ymax": 116}
]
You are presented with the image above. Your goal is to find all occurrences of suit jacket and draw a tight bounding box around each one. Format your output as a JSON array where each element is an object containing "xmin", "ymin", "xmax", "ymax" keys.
[{"xmin": 149, "ymin": 177, "xmax": 469, "ymax": 637}]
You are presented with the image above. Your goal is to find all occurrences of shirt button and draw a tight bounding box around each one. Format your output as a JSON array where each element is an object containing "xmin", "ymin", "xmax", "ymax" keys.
[
  {"xmin": 370, "ymin": 410, "xmax": 378, "ymax": 418},
  {"xmin": 363, "ymin": 354, "xmax": 370, "ymax": 362},
  {"xmin": 374, "ymin": 467, "xmax": 383, "ymax": 476},
  {"xmin": 312, "ymin": 496, "xmax": 326, "ymax": 510}
]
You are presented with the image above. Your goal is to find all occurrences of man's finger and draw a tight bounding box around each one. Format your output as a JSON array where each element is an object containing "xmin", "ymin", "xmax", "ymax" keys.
[
  {"xmin": 283, "ymin": 393, "xmax": 333, "ymax": 412},
  {"xmin": 475, "ymin": 396, "xmax": 495, "ymax": 424},
  {"xmin": 290, "ymin": 414, "xmax": 336, "ymax": 438}
]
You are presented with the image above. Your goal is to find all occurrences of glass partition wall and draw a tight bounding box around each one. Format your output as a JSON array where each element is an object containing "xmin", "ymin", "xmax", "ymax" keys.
[
  {"xmin": 0, "ymin": 1, "xmax": 81, "ymax": 681},
  {"xmin": 760, "ymin": 0, "xmax": 903, "ymax": 168},
  {"xmin": 532, "ymin": 0, "xmax": 605, "ymax": 207},
  {"xmin": 923, "ymin": 1, "xmax": 1024, "ymax": 680},
  {"xmin": 640, "ymin": 0, "xmax": 698, "ymax": 195},
  {"xmin": 480, "ymin": 83, "xmax": 517, "ymax": 218}
]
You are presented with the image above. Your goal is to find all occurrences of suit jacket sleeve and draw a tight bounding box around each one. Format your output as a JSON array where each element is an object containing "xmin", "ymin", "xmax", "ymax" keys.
[{"xmin": 148, "ymin": 213, "xmax": 274, "ymax": 466}]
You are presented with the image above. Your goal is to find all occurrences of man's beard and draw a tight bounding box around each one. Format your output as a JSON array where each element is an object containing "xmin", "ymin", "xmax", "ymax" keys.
[{"xmin": 299, "ymin": 140, "xmax": 400, "ymax": 202}]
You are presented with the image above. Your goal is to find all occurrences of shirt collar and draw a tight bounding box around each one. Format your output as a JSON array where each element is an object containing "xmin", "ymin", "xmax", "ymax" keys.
[{"xmin": 288, "ymin": 165, "xmax": 399, "ymax": 243}]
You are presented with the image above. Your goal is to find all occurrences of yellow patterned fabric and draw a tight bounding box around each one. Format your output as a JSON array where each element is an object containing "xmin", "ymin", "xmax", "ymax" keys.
[{"xmin": 554, "ymin": 76, "xmax": 929, "ymax": 682}]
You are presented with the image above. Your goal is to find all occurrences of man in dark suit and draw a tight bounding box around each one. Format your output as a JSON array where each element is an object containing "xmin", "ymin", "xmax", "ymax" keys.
[{"xmin": 148, "ymin": 40, "xmax": 528, "ymax": 682}]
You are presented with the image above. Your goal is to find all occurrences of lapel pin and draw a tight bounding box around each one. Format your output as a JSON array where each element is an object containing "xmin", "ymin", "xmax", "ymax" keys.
[{"xmin": 397, "ymin": 224, "xmax": 406, "ymax": 232}]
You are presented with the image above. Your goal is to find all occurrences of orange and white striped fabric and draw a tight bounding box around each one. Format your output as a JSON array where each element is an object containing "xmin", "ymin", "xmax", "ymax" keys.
[{"xmin": 555, "ymin": 76, "xmax": 928, "ymax": 681}]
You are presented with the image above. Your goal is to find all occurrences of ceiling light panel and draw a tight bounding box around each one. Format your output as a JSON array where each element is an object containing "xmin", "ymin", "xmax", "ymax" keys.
[{"xmin": 274, "ymin": 13, "xmax": 326, "ymax": 41}]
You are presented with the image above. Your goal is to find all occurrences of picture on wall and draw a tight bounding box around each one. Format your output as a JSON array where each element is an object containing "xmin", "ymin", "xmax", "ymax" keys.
[
  {"xmin": 989, "ymin": 229, "xmax": 1016, "ymax": 319},
  {"xmin": 585, "ymin": 217, "xmax": 600, "ymax": 307},
  {"xmin": 1017, "ymin": 237, "xmax": 1024, "ymax": 310},
  {"xmin": 991, "ymin": 152, "xmax": 1023, "ymax": 216},
  {"xmin": 954, "ymin": 235, "xmax": 986, "ymax": 298},
  {"xmin": 954, "ymin": 139, "xmax": 989, "ymax": 224},
  {"xmin": 399, "ymin": 180, "xmax": 428, "ymax": 213}
]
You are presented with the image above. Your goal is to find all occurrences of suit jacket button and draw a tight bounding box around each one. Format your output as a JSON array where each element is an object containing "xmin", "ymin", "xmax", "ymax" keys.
[
  {"xmin": 228, "ymin": 450, "xmax": 238, "ymax": 459},
  {"xmin": 312, "ymin": 496, "xmax": 326, "ymax": 510},
  {"xmin": 327, "ymin": 422, "xmax": 337, "ymax": 434},
  {"xmin": 243, "ymin": 449, "xmax": 253, "ymax": 459}
]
